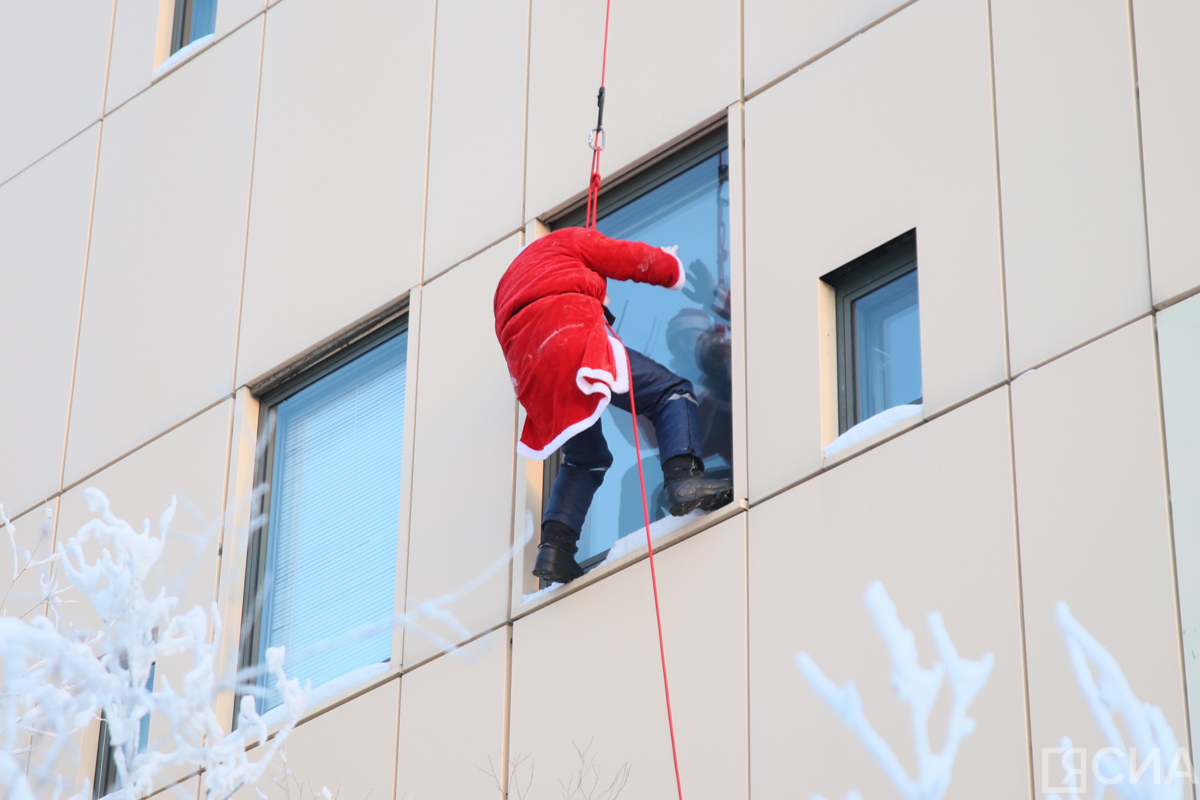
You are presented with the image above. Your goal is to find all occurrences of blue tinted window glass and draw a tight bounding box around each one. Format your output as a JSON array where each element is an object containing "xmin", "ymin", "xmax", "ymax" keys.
[
  {"xmin": 189, "ymin": 0, "xmax": 217, "ymax": 41},
  {"xmin": 853, "ymin": 270, "xmax": 921, "ymax": 421},
  {"xmin": 575, "ymin": 150, "xmax": 733, "ymax": 562},
  {"xmin": 258, "ymin": 332, "xmax": 407, "ymax": 711}
]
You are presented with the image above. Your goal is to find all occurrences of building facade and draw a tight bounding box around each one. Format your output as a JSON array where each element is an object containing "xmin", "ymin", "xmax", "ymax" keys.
[{"xmin": 2, "ymin": 0, "xmax": 1199, "ymax": 798}]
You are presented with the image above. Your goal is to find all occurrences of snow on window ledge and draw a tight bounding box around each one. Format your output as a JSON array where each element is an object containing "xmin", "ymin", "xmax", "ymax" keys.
[
  {"xmin": 256, "ymin": 660, "xmax": 391, "ymax": 728},
  {"xmin": 823, "ymin": 404, "xmax": 923, "ymax": 462},
  {"xmin": 153, "ymin": 33, "xmax": 215, "ymax": 81}
]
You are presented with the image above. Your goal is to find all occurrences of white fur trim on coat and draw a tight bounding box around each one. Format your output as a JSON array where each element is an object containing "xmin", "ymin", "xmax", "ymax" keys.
[
  {"xmin": 662, "ymin": 245, "xmax": 686, "ymax": 290},
  {"xmin": 515, "ymin": 334, "xmax": 630, "ymax": 461}
]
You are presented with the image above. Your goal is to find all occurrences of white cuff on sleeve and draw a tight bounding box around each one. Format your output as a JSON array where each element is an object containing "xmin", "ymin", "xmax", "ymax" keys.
[{"xmin": 662, "ymin": 245, "xmax": 685, "ymax": 290}]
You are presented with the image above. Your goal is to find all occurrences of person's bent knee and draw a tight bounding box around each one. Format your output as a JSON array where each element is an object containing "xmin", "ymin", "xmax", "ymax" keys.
[
  {"xmin": 664, "ymin": 387, "xmax": 699, "ymax": 407},
  {"xmin": 562, "ymin": 450, "xmax": 614, "ymax": 473}
]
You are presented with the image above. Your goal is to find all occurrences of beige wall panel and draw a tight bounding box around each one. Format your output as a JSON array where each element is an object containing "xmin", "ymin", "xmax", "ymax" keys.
[
  {"xmin": 1011, "ymin": 318, "xmax": 1186, "ymax": 789},
  {"xmin": 510, "ymin": 515, "xmax": 747, "ymax": 800},
  {"xmin": 107, "ymin": 0, "xmax": 265, "ymax": 115},
  {"xmin": 0, "ymin": 127, "xmax": 97, "ymax": 515},
  {"xmin": 224, "ymin": 678, "xmax": 400, "ymax": 800},
  {"xmin": 0, "ymin": 501, "xmax": 58, "ymax": 620},
  {"xmin": 236, "ymin": 0, "xmax": 433, "ymax": 387},
  {"xmin": 215, "ymin": 0, "xmax": 265, "ymax": 39},
  {"xmin": 395, "ymin": 628, "xmax": 507, "ymax": 800},
  {"xmin": 422, "ymin": 0, "xmax": 527, "ymax": 279},
  {"xmin": 524, "ymin": 0, "xmax": 738, "ymax": 221},
  {"xmin": 57, "ymin": 399, "xmax": 230, "ymax": 630},
  {"xmin": 105, "ymin": 0, "xmax": 161, "ymax": 114},
  {"xmin": 0, "ymin": 0, "xmax": 111, "ymax": 183},
  {"xmin": 1131, "ymin": 0, "xmax": 1200, "ymax": 306},
  {"xmin": 748, "ymin": 388, "xmax": 1027, "ymax": 799},
  {"xmin": 743, "ymin": 0, "xmax": 1005, "ymax": 502},
  {"xmin": 404, "ymin": 237, "xmax": 517, "ymax": 667},
  {"xmin": 57, "ymin": 400, "xmax": 231, "ymax": 786},
  {"xmin": 65, "ymin": 23, "xmax": 260, "ymax": 485},
  {"xmin": 992, "ymin": 0, "xmax": 1150, "ymax": 373},
  {"xmin": 743, "ymin": 0, "xmax": 908, "ymax": 95},
  {"xmin": 1158, "ymin": 294, "xmax": 1200, "ymax": 781}
]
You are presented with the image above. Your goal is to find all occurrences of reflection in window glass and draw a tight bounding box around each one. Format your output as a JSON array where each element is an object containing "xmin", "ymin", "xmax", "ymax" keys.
[
  {"xmin": 853, "ymin": 270, "xmax": 921, "ymax": 421},
  {"xmin": 572, "ymin": 148, "xmax": 734, "ymax": 564},
  {"xmin": 256, "ymin": 332, "xmax": 407, "ymax": 711}
]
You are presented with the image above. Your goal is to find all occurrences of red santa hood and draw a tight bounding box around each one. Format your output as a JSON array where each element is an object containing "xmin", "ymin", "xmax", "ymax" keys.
[{"xmin": 494, "ymin": 227, "xmax": 685, "ymax": 460}]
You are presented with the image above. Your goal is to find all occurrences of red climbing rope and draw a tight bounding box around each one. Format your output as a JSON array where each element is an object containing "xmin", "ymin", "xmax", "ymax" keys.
[
  {"xmin": 584, "ymin": 0, "xmax": 612, "ymax": 230},
  {"xmin": 610, "ymin": 326, "xmax": 686, "ymax": 800},
  {"xmin": 586, "ymin": 6, "xmax": 683, "ymax": 797}
]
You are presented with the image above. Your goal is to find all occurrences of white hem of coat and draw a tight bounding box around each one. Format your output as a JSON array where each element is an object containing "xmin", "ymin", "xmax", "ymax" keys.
[{"xmin": 515, "ymin": 334, "xmax": 630, "ymax": 461}]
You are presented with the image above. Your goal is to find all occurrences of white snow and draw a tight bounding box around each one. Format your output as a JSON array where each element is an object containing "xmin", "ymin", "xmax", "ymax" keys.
[
  {"xmin": 521, "ymin": 581, "xmax": 563, "ymax": 605},
  {"xmin": 823, "ymin": 404, "xmax": 923, "ymax": 460},
  {"xmin": 257, "ymin": 660, "xmax": 390, "ymax": 728},
  {"xmin": 796, "ymin": 581, "xmax": 993, "ymax": 800},
  {"xmin": 153, "ymin": 33, "xmax": 214, "ymax": 79},
  {"xmin": 601, "ymin": 508, "xmax": 704, "ymax": 564}
]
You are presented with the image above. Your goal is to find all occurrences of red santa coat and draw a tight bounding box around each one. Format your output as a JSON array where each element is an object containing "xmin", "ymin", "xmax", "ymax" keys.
[{"xmin": 494, "ymin": 227, "xmax": 685, "ymax": 460}]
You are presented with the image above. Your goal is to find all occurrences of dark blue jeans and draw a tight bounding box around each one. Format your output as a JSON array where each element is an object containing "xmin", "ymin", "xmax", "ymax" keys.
[{"xmin": 543, "ymin": 347, "xmax": 703, "ymax": 535}]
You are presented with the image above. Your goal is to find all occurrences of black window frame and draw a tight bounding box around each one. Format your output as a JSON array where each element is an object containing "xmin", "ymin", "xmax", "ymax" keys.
[
  {"xmin": 540, "ymin": 123, "xmax": 730, "ymax": 576},
  {"xmin": 236, "ymin": 302, "xmax": 409, "ymax": 719},
  {"xmin": 822, "ymin": 229, "xmax": 920, "ymax": 435}
]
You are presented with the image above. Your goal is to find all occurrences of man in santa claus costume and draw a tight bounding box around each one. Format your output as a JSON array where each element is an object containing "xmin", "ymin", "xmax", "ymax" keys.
[{"xmin": 494, "ymin": 227, "xmax": 734, "ymax": 584}]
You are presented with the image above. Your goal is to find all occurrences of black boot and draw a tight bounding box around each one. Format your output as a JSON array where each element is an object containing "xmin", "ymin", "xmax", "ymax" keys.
[
  {"xmin": 532, "ymin": 520, "xmax": 585, "ymax": 584},
  {"xmin": 662, "ymin": 455, "xmax": 733, "ymax": 516}
]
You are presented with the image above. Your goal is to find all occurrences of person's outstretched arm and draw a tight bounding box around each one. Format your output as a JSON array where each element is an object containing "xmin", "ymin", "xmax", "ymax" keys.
[{"xmin": 575, "ymin": 228, "xmax": 685, "ymax": 290}]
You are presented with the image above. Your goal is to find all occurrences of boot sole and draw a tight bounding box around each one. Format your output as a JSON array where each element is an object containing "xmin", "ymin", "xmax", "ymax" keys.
[
  {"xmin": 668, "ymin": 487, "xmax": 734, "ymax": 517},
  {"xmin": 532, "ymin": 566, "xmax": 582, "ymax": 584}
]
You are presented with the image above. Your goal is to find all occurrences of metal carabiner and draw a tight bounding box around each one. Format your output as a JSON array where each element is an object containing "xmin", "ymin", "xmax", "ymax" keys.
[{"xmin": 588, "ymin": 126, "xmax": 606, "ymax": 152}]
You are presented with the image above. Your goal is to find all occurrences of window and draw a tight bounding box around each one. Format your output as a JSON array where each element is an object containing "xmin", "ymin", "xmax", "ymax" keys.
[
  {"xmin": 170, "ymin": 0, "xmax": 217, "ymax": 54},
  {"xmin": 93, "ymin": 664, "xmax": 154, "ymax": 798},
  {"xmin": 545, "ymin": 127, "xmax": 733, "ymax": 569},
  {"xmin": 824, "ymin": 230, "xmax": 921, "ymax": 434},
  {"xmin": 240, "ymin": 316, "xmax": 409, "ymax": 714}
]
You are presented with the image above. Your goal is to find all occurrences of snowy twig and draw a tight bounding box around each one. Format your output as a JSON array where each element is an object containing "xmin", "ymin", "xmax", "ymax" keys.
[
  {"xmin": 1048, "ymin": 603, "xmax": 1183, "ymax": 800},
  {"xmin": 796, "ymin": 581, "xmax": 993, "ymax": 800}
]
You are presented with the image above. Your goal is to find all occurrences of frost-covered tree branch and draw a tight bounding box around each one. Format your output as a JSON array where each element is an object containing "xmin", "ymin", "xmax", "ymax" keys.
[
  {"xmin": 1047, "ymin": 603, "xmax": 1184, "ymax": 800},
  {"xmin": 2, "ymin": 484, "xmax": 533, "ymax": 800},
  {"xmin": 796, "ymin": 581, "xmax": 994, "ymax": 800},
  {"xmin": 1, "ymin": 489, "xmax": 311, "ymax": 800}
]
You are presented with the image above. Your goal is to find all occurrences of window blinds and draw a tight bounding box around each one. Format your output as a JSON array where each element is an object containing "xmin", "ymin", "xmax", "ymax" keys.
[{"xmin": 259, "ymin": 331, "xmax": 408, "ymax": 710}]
